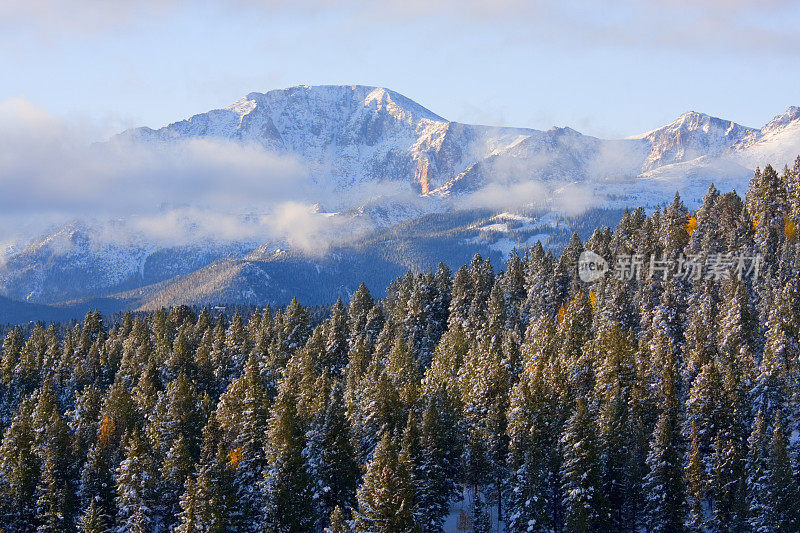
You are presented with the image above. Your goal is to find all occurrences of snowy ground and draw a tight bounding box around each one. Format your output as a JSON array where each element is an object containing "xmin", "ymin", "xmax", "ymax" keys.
[{"xmin": 443, "ymin": 489, "xmax": 507, "ymax": 532}]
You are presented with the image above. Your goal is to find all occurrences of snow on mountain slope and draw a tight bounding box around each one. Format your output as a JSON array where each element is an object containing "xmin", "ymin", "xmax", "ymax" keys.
[
  {"xmin": 0, "ymin": 219, "xmax": 251, "ymax": 304},
  {"xmin": 119, "ymin": 85, "xmax": 539, "ymax": 199},
  {"xmin": 119, "ymin": 85, "xmax": 792, "ymax": 208},
  {"xmin": 731, "ymin": 106, "xmax": 800, "ymax": 169},
  {"xmin": 431, "ymin": 127, "xmax": 648, "ymax": 197},
  {"xmin": 632, "ymin": 111, "xmax": 756, "ymax": 171},
  {"xmin": 3, "ymin": 85, "xmax": 800, "ymax": 316}
]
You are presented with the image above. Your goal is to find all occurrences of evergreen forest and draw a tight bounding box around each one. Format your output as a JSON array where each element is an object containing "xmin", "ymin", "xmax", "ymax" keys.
[{"xmin": 2, "ymin": 161, "xmax": 800, "ymax": 532}]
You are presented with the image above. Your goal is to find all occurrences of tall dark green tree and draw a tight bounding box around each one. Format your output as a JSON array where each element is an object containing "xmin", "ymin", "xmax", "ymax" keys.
[
  {"xmin": 354, "ymin": 431, "xmax": 420, "ymax": 533},
  {"xmin": 560, "ymin": 397, "xmax": 609, "ymax": 533}
]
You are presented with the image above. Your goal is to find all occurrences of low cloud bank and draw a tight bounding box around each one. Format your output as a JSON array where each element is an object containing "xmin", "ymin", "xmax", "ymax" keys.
[{"xmin": 0, "ymin": 98, "xmax": 370, "ymax": 254}]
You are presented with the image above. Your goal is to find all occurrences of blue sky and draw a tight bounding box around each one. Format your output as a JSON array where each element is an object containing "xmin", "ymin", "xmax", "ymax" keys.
[{"xmin": 2, "ymin": 0, "xmax": 800, "ymax": 139}]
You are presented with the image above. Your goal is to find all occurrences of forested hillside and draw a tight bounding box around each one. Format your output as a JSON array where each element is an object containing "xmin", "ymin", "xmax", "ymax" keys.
[{"xmin": 1, "ymin": 161, "xmax": 799, "ymax": 532}]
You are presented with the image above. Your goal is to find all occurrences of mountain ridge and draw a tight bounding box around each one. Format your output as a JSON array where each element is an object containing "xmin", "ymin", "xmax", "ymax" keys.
[{"xmin": 2, "ymin": 85, "xmax": 799, "ymax": 323}]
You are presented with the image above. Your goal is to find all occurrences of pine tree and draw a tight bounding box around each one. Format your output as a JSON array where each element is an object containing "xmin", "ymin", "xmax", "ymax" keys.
[
  {"xmin": 192, "ymin": 412, "xmax": 235, "ymax": 532},
  {"xmin": 215, "ymin": 352, "xmax": 269, "ymax": 530},
  {"xmin": 115, "ymin": 429, "xmax": 159, "ymax": 533},
  {"xmin": 354, "ymin": 431, "xmax": 420, "ymax": 533},
  {"xmin": 752, "ymin": 303, "xmax": 791, "ymax": 420},
  {"xmin": 150, "ymin": 372, "xmax": 204, "ymax": 526},
  {"xmin": 305, "ymin": 380, "xmax": 359, "ymax": 529},
  {"xmin": 710, "ymin": 365, "xmax": 749, "ymax": 531},
  {"xmin": 745, "ymin": 411, "xmax": 772, "ymax": 532},
  {"xmin": 413, "ymin": 386, "xmax": 462, "ymax": 532},
  {"xmin": 384, "ymin": 335, "xmax": 421, "ymax": 413},
  {"xmin": 642, "ymin": 349, "xmax": 685, "ymax": 533},
  {"xmin": 327, "ymin": 505, "xmax": 352, "ymax": 533},
  {"xmin": 283, "ymin": 298, "xmax": 312, "ymax": 354},
  {"xmin": 684, "ymin": 421, "xmax": 706, "ymax": 531},
  {"xmin": 711, "ymin": 433, "xmax": 747, "ymax": 531},
  {"xmin": 507, "ymin": 356, "xmax": 560, "ymax": 532},
  {"xmin": 348, "ymin": 283, "xmax": 376, "ymax": 340},
  {"xmin": 79, "ymin": 442, "xmax": 116, "ymax": 526},
  {"xmin": 661, "ymin": 192, "xmax": 690, "ymax": 256},
  {"xmin": 262, "ymin": 374, "xmax": 315, "ymax": 532},
  {"xmin": 78, "ymin": 501, "xmax": 109, "ymax": 533},
  {"xmin": 0, "ymin": 399, "xmax": 40, "ymax": 530},
  {"xmin": 593, "ymin": 322, "xmax": 637, "ymax": 530},
  {"xmin": 175, "ymin": 477, "xmax": 203, "ymax": 533},
  {"xmin": 225, "ymin": 311, "xmax": 248, "ymax": 379},
  {"xmin": 554, "ymin": 233, "xmax": 583, "ymax": 308},
  {"xmin": 353, "ymin": 358, "xmax": 403, "ymax": 461},
  {"xmin": 471, "ymin": 491, "xmax": 492, "ymax": 533},
  {"xmin": 684, "ymin": 361, "xmax": 723, "ymax": 488},
  {"xmin": 459, "ymin": 337, "xmax": 511, "ymax": 523},
  {"xmin": 560, "ymin": 397, "xmax": 608, "ymax": 533},
  {"xmin": 323, "ymin": 298, "xmax": 350, "ymax": 374},
  {"xmin": 766, "ymin": 412, "xmax": 799, "ymax": 530},
  {"xmin": 449, "ymin": 266, "xmax": 473, "ymax": 332},
  {"xmin": 33, "ymin": 384, "xmax": 76, "ymax": 533}
]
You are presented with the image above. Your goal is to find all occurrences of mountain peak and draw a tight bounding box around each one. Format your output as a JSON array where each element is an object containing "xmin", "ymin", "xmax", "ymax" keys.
[
  {"xmin": 678, "ymin": 110, "xmax": 707, "ymax": 119},
  {"xmin": 761, "ymin": 106, "xmax": 800, "ymax": 133},
  {"xmin": 235, "ymin": 84, "xmax": 446, "ymax": 124},
  {"xmin": 633, "ymin": 110, "xmax": 755, "ymax": 171}
]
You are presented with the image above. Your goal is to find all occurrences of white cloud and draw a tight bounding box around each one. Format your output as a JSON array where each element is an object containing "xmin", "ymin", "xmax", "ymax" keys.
[
  {"xmin": 0, "ymin": 99, "xmax": 307, "ymax": 210},
  {"xmin": 459, "ymin": 181, "xmax": 549, "ymax": 210},
  {"xmin": 268, "ymin": 202, "xmax": 373, "ymax": 254},
  {"xmin": 0, "ymin": 98, "xmax": 347, "ymax": 249},
  {"xmin": 4, "ymin": 0, "xmax": 799, "ymax": 53},
  {"xmin": 0, "ymin": 98, "xmax": 418, "ymax": 255}
]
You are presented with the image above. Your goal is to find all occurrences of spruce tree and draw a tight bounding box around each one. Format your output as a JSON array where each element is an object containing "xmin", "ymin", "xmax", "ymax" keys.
[
  {"xmin": 642, "ymin": 350, "xmax": 685, "ymax": 532},
  {"xmin": 745, "ymin": 411, "xmax": 772, "ymax": 532},
  {"xmin": 262, "ymin": 374, "xmax": 315, "ymax": 532},
  {"xmin": 414, "ymin": 386, "xmax": 462, "ymax": 532},
  {"xmin": 0, "ymin": 399, "xmax": 40, "ymax": 530},
  {"xmin": 766, "ymin": 412, "xmax": 799, "ymax": 530},
  {"xmin": 305, "ymin": 380, "xmax": 359, "ymax": 529},
  {"xmin": 354, "ymin": 431, "xmax": 420, "ymax": 533},
  {"xmin": 507, "ymin": 356, "xmax": 560, "ymax": 532},
  {"xmin": 560, "ymin": 397, "xmax": 609, "ymax": 532},
  {"xmin": 115, "ymin": 429, "xmax": 159, "ymax": 533},
  {"xmin": 323, "ymin": 298, "xmax": 350, "ymax": 374},
  {"xmin": 78, "ymin": 501, "xmax": 109, "ymax": 533}
]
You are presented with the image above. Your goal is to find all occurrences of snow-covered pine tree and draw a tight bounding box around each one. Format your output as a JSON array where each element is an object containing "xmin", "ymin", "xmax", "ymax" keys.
[
  {"xmin": 78, "ymin": 501, "xmax": 109, "ymax": 533},
  {"xmin": 262, "ymin": 372, "xmax": 315, "ymax": 532},
  {"xmin": 0, "ymin": 398, "xmax": 39, "ymax": 530},
  {"xmin": 765, "ymin": 411, "xmax": 799, "ymax": 530},
  {"xmin": 114, "ymin": 429, "xmax": 159, "ymax": 533},
  {"xmin": 507, "ymin": 351, "xmax": 561, "ymax": 532},
  {"xmin": 642, "ymin": 348, "xmax": 685, "ymax": 532},
  {"xmin": 413, "ymin": 385, "xmax": 462, "ymax": 532},
  {"xmin": 560, "ymin": 397, "xmax": 609, "ymax": 532},
  {"xmin": 322, "ymin": 297, "xmax": 350, "ymax": 374},
  {"xmin": 354, "ymin": 430, "xmax": 420, "ymax": 533},
  {"xmin": 305, "ymin": 379, "xmax": 359, "ymax": 530}
]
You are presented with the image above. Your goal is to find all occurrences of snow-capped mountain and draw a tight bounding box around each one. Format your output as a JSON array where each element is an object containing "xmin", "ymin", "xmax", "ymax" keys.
[
  {"xmin": 117, "ymin": 85, "xmax": 800, "ymax": 203},
  {"xmin": 119, "ymin": 85, "xmax": 537, "ymax": 198},
  {"xmin": 633, "ymin": 111, "xmax": 756, "ymax": 171},
  {"xmin": 732, "ymin": 106, "xmax": 800, "ymax": 169},
  {"xmin": 2, "ymin": 85, "xmax": 799, "ymax": 321}
]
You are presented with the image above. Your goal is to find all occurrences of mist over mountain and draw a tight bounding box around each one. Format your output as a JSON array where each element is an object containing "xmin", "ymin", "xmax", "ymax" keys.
[{"xmin": 2, "ymin": 84, "xmax": 799, "ymax": 323}]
